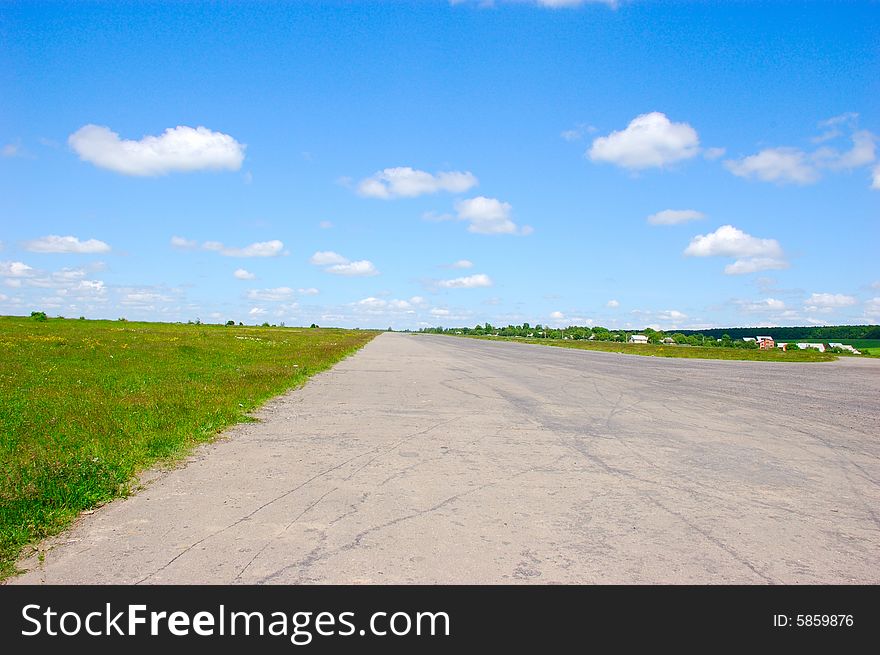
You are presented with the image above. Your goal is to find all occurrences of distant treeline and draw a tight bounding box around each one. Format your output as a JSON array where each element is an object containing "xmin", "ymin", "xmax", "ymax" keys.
[
  {"xmin": 418, "ymin": 323, "xmax": 880, "ymax": 346},
  {"xmin": 675, "ymin": 325, "xmax": 880, "ymax": 340}
]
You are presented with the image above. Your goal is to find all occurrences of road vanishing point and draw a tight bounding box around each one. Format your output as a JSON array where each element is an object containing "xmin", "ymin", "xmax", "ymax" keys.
[{"xmin": 13, "ymin": 333, "xmax": 880, "ymax": 584}]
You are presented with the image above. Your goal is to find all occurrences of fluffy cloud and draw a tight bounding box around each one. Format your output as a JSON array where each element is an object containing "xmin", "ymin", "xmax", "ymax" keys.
[
  {"xmin": 864, "ymin": 297, "xmax": 880, "ymax": 318},
  {"xmin": 309, "ymin": 251, "xmax": 378, "ymax": 276},
  {"xmin": 737, "ymin": 298, "xmax": 786, "ymax": 313},
  {"xmin": 437, "ymin": 273, "xmax": 493, "ymax": 288},
  {"xmin": 298, "ymin": 287, "xmax": 319, "ymax": 296},
  {"xmin": 684, "ymin": 225, "xmax": 788, "ymax": 274},
  {"xmin": 24, "ymin": 235, "xmax": 111, "ymax": 254},
  {"xmin": 606, "ymin": 299, "xmax": 619, "ymax": 308},
  {"xmin": 357, "ymin": 167, "xmax": 477, "ymax": 198},
  {"xmin": 656, "ymin": 309, "xmax": 687, "ymax": 320},
  {"xmin": 233, "ymin": 268, "xmax": 255, "ymax": 280},
  {"xmin": 804, "ymin": 293, "xmax": 857, "ymax": 312},
  {"xmin": 249, "ymin": 307, "xmax": 267, "ymax": 316},
  {"xmin": 725, "ymin": 118, "xmax": 877, "ymax": 187},
  {"xmin": 454, "ymin": 197, "xmax": 532, "ymax": 235},
  {"xmin": 171, "ymin": 236, "xmax": 198, "ymax": 250},
  {"xmin": 309, "ymin": 251, "xmax": 348, "ymax": 265},
  {"xmin": 647, "ymin": 209, "xmax": 705, "ymax": 226},
  {"xmin": 872, "ymin": 164, "xmax": 880, "ymax": 190},
  {"xmin": 203, "ymin": 240, "xmax": 284, "ymax": 257},
  {"xmin": 1, "ymin": 261, "xmax": 35, "ymax": 278},
  {"xmin": 247, "ymin": 287, "xmax": 295, "ymax": 302},
  {"xmin": 355, "ymin": 297, "xmax": 413, "ymax": 312},
  {"xmin": 724, "ymin": 148, "xmax": 820, "ymax": 185},
  {"xmin": 448, "ymin": 259, "xmax": 474, "ymax": 269},
  {"xmin": 550, "ymin": 311, "xmax": 565, "ymax": 319},
  {"xmin": 815, "ymin": 130, "xmax": 876, "ymax": 170},
  {"xmin": 723, "ymin": 257, "xmax": 789, "ymax": 275},
  {"xmin": 588, "ymin": 112, "xmax": 700, "ymax": 170},
  {"xmin": 326, "ymin": 260, "xmax": 378, "ymax": 276},
  {"xmin": 68, "ymin": 124, "xmax": 245, "ymax": 176},
  {"xmin": 430, "ymin": 308, "xmax": 451, "ymax": 316}
]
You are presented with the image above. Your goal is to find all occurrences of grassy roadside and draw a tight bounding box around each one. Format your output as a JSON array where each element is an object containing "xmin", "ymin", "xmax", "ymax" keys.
[
  {"xmin": 456, "ymin": 334, "xmax": 839, "ymax": 362},
  {"xmin": 0, "ymin": 317, "xmax": 378, "ymax": 579}
]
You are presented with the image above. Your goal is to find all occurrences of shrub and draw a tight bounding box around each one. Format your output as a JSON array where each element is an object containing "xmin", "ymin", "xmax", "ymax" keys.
[{"xmin": 30, "ymin": 311, "xmax": 47, "ymax": 321}]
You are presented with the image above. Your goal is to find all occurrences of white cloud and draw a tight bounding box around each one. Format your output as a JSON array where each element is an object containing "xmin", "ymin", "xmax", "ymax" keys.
[
  {"xmin": 454, "ymin": 196, "xmax": 532, "ymax": 235},
  {"xmin": 357, "ymin": 167, "xmax": 477, "ymax": 199},
  {"xmin": 588, "ymin": 112, "xmax": 700, "ymax": 170},
  {"xmin": 550, "ymin": 310, "xmax": 565, "ymax": 319},
  {"xmin": 233, "ymin": 268, "xmax": 255, "ymax": 280},
  {"xmin": 657, "ymin": 310, "xmax": 687, "ymax": 320},
  {"xmin": 309, "ymin": 251, "xmax": 378, "ymax": 276},
  {"xmin": 309, "ymin": 251, "xmax": 348, "ymax": 265},
  {"xmin": 249, "ymin": 307, "xmax": 267, "ymax": 316},
  {"xmin": 724, "ymin": 148, "xmax": 819, "ymax": 185},
  {"xmin": 24, "ymin": 235, "xmax": 111, "ymax": 254},
  {"xmin": 203, "ymin": 240, "xmax": 284, "ymax": 257},
  {"xmin": 804, "ymin": 293, "xmax": 857, "ymax": 312},
  {"xmin": 685, "ymin": 225, "xmax": 788, "ymax": 275},
  {"xmin": 703, "ymin": 147, "xmax": 726, "ymax": 160},
  {"xmin": 68, "ymin": 124, "xmax": 245, "ymax": 176},
  {"xmin": 737, "ymin": 298, "xmax": 786, "ymax": 312},
  {"xmin": 726, "ymin": 119, "xmax": 877, "ymax": 187},
  {"xmin": 684, "ymin": 225, "xmax": 783, "ymax": 259},
  {"xmin": 410, "ymin": 296, "xmax": 427, "ymax": 305},
  {"xmin": 606, "ymin": 299, "xmax": 619, "ymax": 308},
  {"xmin": 723, "ymin": 257, "xmax": 790, "ymax": 275},
  {"xmin": 560, "ymin": 123, "xmax": 596, "ymax": 141},
  {"xmin": 430, "ymin": 308, "xmax": 451, "ymax": 316},
  {"xmin": 325, "ymin": 260, "xmax": 378, "ymax": 277},
  {"xmin": 357, "ymin": 297, "xmax": 387, "ymax": 309},
  {"xmin": 171, "ymin": 236, "xmax": 198, "ymax": 250},
  {"xmin": 2, "ymin": 142, "xmax": 26, "ymax": 158},
  {"xmin": 247, "ymin": 287, "xmax": 295, "ymax": 302},
  {"xmin": 437, "ymin": 273, "xmax": 493, "ymax": 288},
  {"xmin": 872, "ymin": 164, "xmax": 880, "ymax": 190},
  {"xmin": 448, "ymin": 259, "xmax": 474, "ymax": 269},
  {"xmin": 647, "ymin": 209, "xmax": 705, "ymax": 226},
  {"xmin": 864, "ymin": 297, "xmax": 880, "ymax": 318},
  {"xmin": 1, "ymin": 261, "xmax": 35, "ymax": 277},
  {"xmin": 815, "ymin": 130, "xmax": 876, "ymax": 170},
  {"xmin": 298, "ymin": 287, "xmax": 319, "ymax": 295}
]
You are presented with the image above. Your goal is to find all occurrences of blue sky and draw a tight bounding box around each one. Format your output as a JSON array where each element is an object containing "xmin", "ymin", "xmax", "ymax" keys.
[{"xmin": 1, "ymin": 0, "xmax": 878, "ymax": 330}]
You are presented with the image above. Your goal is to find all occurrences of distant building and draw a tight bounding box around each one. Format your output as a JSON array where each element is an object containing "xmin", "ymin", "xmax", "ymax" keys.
[
  {"xmin": 829, "ymin": 343, "xmax": 861, "ymax": 354},
  {"xmin": 661, "ymin": 337, "xmax": 676, "ymax": 344},
  {"xmin": 796, "ymin": 342, "xmax": 825, "ymax": 352},
  {"xmin": 629, "ymin": 334, "xmax": 649, "ymax": 344},
  {"xmin": 756, "ymin": 335, "xmax": 775, "ymax": 349},
  {"xmin": 743, "ymin": 337, "xmax": 756, "ymax": 342}
]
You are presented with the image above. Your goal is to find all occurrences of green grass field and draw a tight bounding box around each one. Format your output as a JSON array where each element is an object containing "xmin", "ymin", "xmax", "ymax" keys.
[
  {"xmin": 462, "ymin": 335, "xmax": 839, "ymax": 362},
  {"xmin": 0, "ymin": 316, "xmax": 378, "ymax": 579}
]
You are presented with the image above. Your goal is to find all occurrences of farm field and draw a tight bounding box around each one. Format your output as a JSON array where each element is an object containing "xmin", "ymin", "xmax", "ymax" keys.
[
  {"xmin": 0, "ymin": 316, "xmax": 378, "ymax": 578},
  {"xmin": 461, "ymin": 335, "xmax": 838, "ymax": 362}
]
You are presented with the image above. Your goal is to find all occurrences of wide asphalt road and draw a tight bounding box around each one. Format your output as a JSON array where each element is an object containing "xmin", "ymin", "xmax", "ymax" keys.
[{"xmin": 13, "ymin": 333, "xmax": 880, "ymax": 584}]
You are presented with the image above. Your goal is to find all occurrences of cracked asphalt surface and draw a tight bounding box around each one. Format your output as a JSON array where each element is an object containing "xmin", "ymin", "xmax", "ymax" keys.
[{"xmin": 12, "ymin": 332, "xmax": 880, "ymax": 584}]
